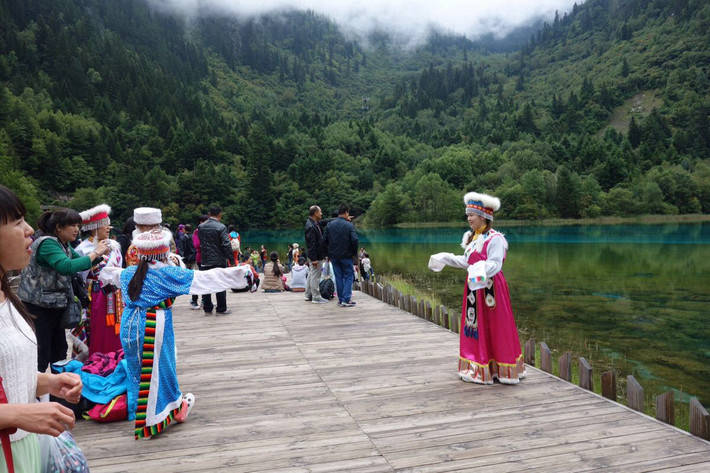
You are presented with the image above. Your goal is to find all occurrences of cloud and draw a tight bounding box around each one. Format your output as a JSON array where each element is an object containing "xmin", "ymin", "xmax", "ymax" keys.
[{"xmin": 149, "ymin": 0, "xmax": 580, "ymax": 46}]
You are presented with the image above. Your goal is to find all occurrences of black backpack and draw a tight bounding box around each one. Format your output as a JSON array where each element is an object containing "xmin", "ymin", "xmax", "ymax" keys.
[{"xmin": 319, "ymin": 278, "xmax": 335, "ymax": 300}]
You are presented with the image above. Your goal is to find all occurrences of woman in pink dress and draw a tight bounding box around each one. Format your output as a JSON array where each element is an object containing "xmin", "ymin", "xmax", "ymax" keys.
[
  {"xmin": 429, "ymin": 192, "xmax": 526, "ymax": 384},
  {"xmin": 76, "ymin": 204, "xmax": 123, "ymax": 355}
]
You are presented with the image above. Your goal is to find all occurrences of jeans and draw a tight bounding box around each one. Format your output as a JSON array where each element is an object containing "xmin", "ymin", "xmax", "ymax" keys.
[
  {"xmin": 305, "ymin": 259, "xmax": 323, "ymax": 300},
  {"xmin": 200, "ymin": 264, "xmax": 227, "ymax": 312},
  {"xmin": 331, "ymin": 258, "xmax": 354, "ymax": 304}
]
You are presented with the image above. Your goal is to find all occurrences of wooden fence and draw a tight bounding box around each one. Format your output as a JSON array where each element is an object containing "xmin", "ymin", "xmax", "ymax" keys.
[{"xmin": 360, "ymin": 278, "xmax": 710, "ymax": 442}]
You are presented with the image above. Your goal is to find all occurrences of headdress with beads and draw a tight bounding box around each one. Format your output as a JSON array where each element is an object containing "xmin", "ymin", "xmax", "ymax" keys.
[
  {"xmin": 80, "ymin": 204, "xmax": 111, "ymax": 232},
  {"xmin": 463, "ymin": 192, "xmax": 500, "ymax": 221},
  {"xmin": 133, "ymin": 229, "xmax": 171, "ymax": 261}
]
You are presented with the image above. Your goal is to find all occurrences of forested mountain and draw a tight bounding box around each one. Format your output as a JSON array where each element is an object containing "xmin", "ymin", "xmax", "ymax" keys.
[{"xmin": 1, "ymin": 0, "xmax": 708, "ymax": 228}]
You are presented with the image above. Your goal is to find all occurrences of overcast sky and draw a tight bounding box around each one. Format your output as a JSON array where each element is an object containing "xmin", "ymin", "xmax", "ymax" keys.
[{"xmin": 150, "ymin": 0, "xmax": 581, "ymax": 45}]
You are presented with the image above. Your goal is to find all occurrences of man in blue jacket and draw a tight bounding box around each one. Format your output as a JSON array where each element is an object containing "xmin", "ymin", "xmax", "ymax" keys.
[{"xmin": 324, "ymin": 204, "xmax": 359, "ymax": 307}]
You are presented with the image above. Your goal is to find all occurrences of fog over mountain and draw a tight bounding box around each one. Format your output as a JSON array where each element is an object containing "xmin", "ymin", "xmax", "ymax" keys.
[{"xmin": 148, "ymin": 0, "xmax": 580, "ymax": 46}]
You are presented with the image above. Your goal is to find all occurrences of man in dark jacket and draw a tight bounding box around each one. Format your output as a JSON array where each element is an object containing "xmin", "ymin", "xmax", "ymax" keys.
[
  {"xmin": 197, "ymin": 206, "xmax": 235, "ymax": 314},
  {"xmin": 304, "ymin": 205, "xmax": 328, "ymax": 304},
  {"xmin": 324, "ymin": 204, "xmax": 359, "ymax": 307}
]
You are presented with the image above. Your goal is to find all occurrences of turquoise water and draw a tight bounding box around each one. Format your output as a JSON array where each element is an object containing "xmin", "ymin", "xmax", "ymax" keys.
[{"xmin": 242, "ymin": 223, "xmax": 710, "ymax": 406}]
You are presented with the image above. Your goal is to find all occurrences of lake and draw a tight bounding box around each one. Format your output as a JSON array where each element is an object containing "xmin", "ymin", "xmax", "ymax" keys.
[{"xmin": 241, "ymin": 223, "xmax": 710, "ymax": 407}]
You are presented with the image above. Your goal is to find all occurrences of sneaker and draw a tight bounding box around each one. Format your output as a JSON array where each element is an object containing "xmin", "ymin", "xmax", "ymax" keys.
[
  {"xmin": 304, "ymin": 297, "xmax": 312, "ymax": 302},
  {"xmin": 344, "ymin": 301, "xmax": 357, "ymax": 307},
  {"xmin": 216, "ymin": 309, "xmax": 232, "ymax": 315},
  {"xmin": 311, "ymin": 298, "xmax": 328, "ymax": 304},
  {"xmin": 190, "ymin": 302, "xmax": 201, "ymax": 311},
  {"xmin": 338, "ymin": 301, "xmax": 353, "ymax": 307},
  {"xmin": 175, "ymin": 393, "xmax": 195, "ymax": 423}
]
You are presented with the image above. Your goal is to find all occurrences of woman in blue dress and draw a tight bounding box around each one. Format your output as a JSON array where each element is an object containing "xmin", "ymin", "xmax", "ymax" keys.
[{"xmin": 100, "ymin": 229, "xmax": 250, "ymax": 439}]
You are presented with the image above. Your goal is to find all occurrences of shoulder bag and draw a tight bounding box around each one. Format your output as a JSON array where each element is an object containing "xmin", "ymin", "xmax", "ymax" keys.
[{"xmin": 0, "ymin": 376, "xmax": 17, "ymax": 473}]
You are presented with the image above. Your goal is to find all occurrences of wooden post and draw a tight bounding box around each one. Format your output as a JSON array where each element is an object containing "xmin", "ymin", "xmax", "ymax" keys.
[
  {"xmin": 539, "ymin": 342, "xmax": 552, "ymax": 373},
  {"xmin": 601, "ymin": 370, "xmax": 617, "ymax": 401},
  {"xmin": 399, "ymin": 293, "xmax": 406, "ymax": 311},
  {"xmin": 689, "ymin": 398, "xmax": 710, "ymax": 440},
  {"xmin": 376, "ymin": 283, "xmax": 384, "ymax": 300},
  {"xmin": 441, "ymin": 306, "xmax": 449, "ymax": 330},
  {"xmin": 656, "ymin": 391, "xmax": 675, "ymax": 425},
  {"xmin": 409, "ymin": 296, "xmax": 417, "ymax": 316},
  {"xmin": 425, "ymin": 302, "xmax": 432, "ymax": 321},
  {"xmin": 558, "ymin": 352, "xmax": 572, "ymax": 382},
  {"xmin": 418, "ymin": 300, "xmax": 425, "ymax": 318},
  {"xmin": 626, "ymin": 375, "xmax": 644, "ymax": 412},
  {"xmin": 433, "ymin": 305, "xmax": 440, "ymax": 325},
  {"xmin": 524, "ymin": 339, "xmax": 535, "ymax": 366},
  {"xmin": 578, "ymin": 358, "xmax": 593, "ymax": 391}
]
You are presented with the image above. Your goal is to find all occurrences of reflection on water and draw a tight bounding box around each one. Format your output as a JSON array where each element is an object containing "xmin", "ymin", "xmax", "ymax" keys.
[{"xmin": 243, "ymin": 223, "xmax": 710, "ymax": 405}]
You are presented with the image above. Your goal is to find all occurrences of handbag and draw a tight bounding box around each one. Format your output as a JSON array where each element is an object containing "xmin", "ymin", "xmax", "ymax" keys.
[
  {"xmin": 0, "ymin": 377, "xmax": 17, "ymax": 473},
  {"xmin": 71, "ymin": 274, "xmax": 89, "ymax": 309},
  {"xmin": 86, "ymin": 394, "xmax": 127, "ymax": 423},
  {"xmin": 60, "ymin": 285, "xmax": 81, "ymax": 329}
]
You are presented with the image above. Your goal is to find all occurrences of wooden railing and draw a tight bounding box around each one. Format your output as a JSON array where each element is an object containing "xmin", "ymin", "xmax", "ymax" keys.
[{"xmin": 360, "ymin": 279, "xmax": 710, "ymax": 442}]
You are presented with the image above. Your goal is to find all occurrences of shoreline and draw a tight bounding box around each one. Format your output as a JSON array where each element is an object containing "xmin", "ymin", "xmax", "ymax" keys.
[{"xmin": 381, "ymin": 213, "xmax": 710, "ymax": 229}]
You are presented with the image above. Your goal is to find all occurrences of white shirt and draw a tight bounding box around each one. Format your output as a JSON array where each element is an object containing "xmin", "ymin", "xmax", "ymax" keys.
[
  {"xmin": 0, "ymin": 300, "xmax": 38, "ymax": 442},
  {"xmin": 290, "ymin": 264, "xmax": 309, "ymax": 289}
]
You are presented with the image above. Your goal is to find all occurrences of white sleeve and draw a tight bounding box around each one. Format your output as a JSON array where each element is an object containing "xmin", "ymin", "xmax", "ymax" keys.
[
  {"xmin": 98, "ymin": 267, "xmax": 123, "ymax": 287},
  {"xmin": 428, "ymin": 252, "xmax": 469, "ymax": 271},
  {"xmin": 189, "ymin": 266, "xmax": 252, "ymax": 295},
  {"xmin": 484, "ymin": 235, "xmax": 507, "ymax": 278}
]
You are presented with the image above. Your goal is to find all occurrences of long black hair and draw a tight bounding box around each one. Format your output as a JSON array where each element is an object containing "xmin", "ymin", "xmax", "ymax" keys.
[
  {"xmin": 37, "ymin": 207, "xmax": 82, "ymax": 236},
  {"xmin": 128, "ymin": 259, "xmax": 150, "ymax": 301},
  {"xmin": 0, "ymin": 185, "xmax": 34, "ymax": 328},
  {"xmin": 270, "ymin": 251, "xmax": 282, "ymax": 277}
]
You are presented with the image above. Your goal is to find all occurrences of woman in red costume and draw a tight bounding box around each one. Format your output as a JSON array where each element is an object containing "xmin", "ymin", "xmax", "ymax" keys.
[{"xmin": 429, "ymin": 192, "xmax": 526, "ymax": 384}]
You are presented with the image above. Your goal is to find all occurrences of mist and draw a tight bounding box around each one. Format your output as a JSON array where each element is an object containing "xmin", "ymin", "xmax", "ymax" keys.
[{"xmin": 148, "ymin": 0, "xmax": 581, "ymax": 46}]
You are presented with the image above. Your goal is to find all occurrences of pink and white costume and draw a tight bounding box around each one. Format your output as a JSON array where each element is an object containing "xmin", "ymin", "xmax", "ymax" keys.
[{"xmin": 429, "ymin": 192, "xmax": 525, "ymax": 385}]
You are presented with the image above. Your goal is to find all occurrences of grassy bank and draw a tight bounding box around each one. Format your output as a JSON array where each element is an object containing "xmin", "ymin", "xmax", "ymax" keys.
[{"xmin": 381, "ymin": 213, "xmax": 710, "ymax": 229}]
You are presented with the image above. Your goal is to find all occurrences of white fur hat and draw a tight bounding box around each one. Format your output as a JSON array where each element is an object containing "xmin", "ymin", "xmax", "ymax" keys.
[
  {"xmin": 133, "ymin": 229, "xmax": 171, "ymax": 261},
  {"xmin": 80, "ymin": 204, "xmax": 111, "ymax": 231},
  {"xmin": 133, "ymin": 207, "xmax": 162, "ymax": 225},
  {"xmin": 464, "ymin": 192, "xmax": 500, "ymax": 220}
]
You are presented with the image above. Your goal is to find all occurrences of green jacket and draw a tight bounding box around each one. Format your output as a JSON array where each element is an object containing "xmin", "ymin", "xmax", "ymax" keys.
[{"xmin": 35, "ymin": 238, "xmax": 97, "ymax": 274}]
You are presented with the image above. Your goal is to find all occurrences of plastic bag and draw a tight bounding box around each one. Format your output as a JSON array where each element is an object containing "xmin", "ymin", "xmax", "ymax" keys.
[{"xmin": 38, "ymin": 431, "xmax": 90, "ymax": 473}]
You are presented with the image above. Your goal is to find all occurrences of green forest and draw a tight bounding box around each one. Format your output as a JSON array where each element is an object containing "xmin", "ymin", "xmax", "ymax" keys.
[{"xmin": 1, "ymin": 0, "xmax": 709, "ymax": 228}]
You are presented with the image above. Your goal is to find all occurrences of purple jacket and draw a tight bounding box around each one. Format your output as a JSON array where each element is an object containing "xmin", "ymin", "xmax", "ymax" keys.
[{"xmin": 192, "ymin": 230, "xmax": 201, "ymax": 265}]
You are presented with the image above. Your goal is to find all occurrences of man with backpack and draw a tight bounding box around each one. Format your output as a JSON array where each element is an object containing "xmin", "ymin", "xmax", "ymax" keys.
[{"xmin": 304, "ymin": 205, "xmax": 328, "ymax": 304}]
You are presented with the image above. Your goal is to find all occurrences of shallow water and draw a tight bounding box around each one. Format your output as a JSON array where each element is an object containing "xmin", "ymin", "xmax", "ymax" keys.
[{"xmin": 242, "ymin": 223, "xmax": 710, "ymax": 406}]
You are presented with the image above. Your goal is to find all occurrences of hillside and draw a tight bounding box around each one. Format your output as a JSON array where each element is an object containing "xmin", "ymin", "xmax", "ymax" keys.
[{"xmin": 0, "ymin": 0, "xmax": 708, "ymax": 228}]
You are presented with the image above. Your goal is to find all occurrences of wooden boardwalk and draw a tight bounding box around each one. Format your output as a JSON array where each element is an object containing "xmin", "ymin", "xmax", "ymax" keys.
[{"xmin": 73, "ymin": 289, "xmax": 710, "ymax": 472}]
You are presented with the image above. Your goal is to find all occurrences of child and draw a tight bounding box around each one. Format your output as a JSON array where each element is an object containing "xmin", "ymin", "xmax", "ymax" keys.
[{"xmin": 361, "ymin": 253, "xmax": 373, "ymax": 281}]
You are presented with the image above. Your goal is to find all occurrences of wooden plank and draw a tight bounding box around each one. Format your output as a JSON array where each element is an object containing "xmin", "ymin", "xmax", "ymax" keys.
[
  {"xmin": 558, "ymin": 351, "xmax": 572, "ymax": 382},
  {"xmin": 627, "ymin": 375, "xmax": 644, "ymax": 412},
  {"xmin": 579, "ymin": 357, "xmax": 593, "ymax": 391},
  {"xmin": 432, "ymin": 305, "xmax": 439, "ymax": 326},
  {"xmin": 601, "ymin": 370, "xmax": 617, "ymax": 401},
  {"xmin": 376, "ymin": 283, "xmax": 384, "ymax": 300},
  {"xmin": 71, "ymin": 289, "xmax": 710, "ymax": 473},
  {"xmin": 539, "ymin": 342, "xmax": 552, "ymax": 373},
  {"xmin": 524, "ymin": 338, "xmax": 535, "ymax": 366},
  {"xmin": 425, "ymin": 301, "xmax": 432, "ymax": 321},
  {"xmin": 689, "ymin": 397, "xmax": 710, "ymax": 440},
  {"xmin": 656, "ymin": 391, "xmax": 675, "ymax": 425}
]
